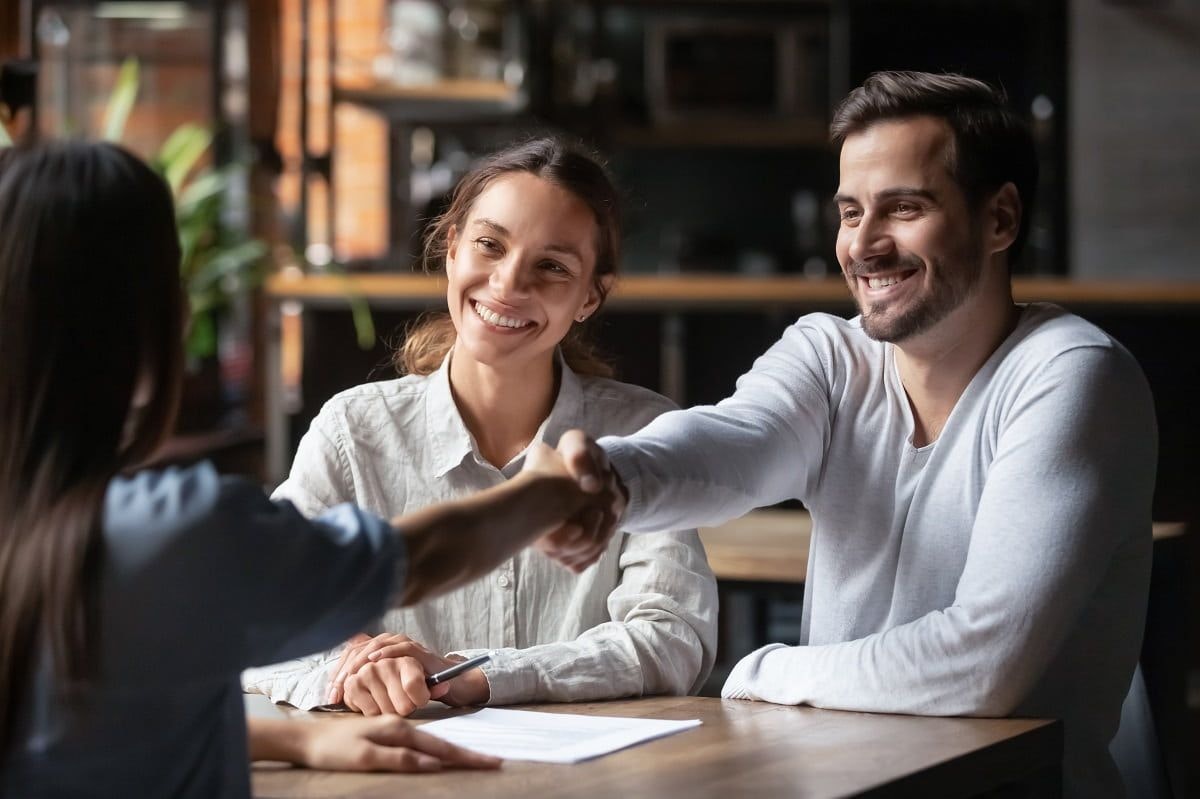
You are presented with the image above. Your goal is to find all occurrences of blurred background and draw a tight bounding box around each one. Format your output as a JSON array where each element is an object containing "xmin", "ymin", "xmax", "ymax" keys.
[{"xmin": 1, "ymin": 1, "xmax": 1197, "ymax": 795}]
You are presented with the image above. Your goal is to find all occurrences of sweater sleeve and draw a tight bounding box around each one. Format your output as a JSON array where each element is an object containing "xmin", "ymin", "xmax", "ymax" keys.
[
  {"xmin": 602, "ymin": 322, "xmax": 834, "ymax": 533},
  {"xmin": 721, "ymin": 345, "xmax": 1157, "ymax": 716}
]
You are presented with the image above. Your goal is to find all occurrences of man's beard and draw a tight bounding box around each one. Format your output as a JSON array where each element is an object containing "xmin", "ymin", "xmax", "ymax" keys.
[{"xmin": 852, "ymin": 244, "xmax": 986, "ymax": 343}]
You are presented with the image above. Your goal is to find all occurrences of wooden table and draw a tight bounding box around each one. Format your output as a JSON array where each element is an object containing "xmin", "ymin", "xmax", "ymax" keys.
[
  {"xmin": 698, "ymin": 509, "xmax": 1185, "ymax": 585},
  {"xmin": 251, "ymin": 696, "xmax": 1062, "ymax": 798}
]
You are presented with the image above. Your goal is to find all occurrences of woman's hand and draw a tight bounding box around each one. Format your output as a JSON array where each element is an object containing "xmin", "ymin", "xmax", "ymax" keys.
[
  {"xmin": 328, "ymin": 633, "xmax": 490, "ymax": 714},
  {"xmin": 248, "ymin": 715, "xmax": 500, "ymax": 772}
]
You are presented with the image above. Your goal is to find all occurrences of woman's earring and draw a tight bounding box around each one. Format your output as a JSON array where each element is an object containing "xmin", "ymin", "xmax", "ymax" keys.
[{"xmin": 576, "ymin": 313, "xmax": 588, "ymax": 323}]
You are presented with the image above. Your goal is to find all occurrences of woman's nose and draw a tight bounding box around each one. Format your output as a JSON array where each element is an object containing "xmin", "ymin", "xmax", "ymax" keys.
[{"xmin": 490, "ymin": 256, "xmax": 531, "ymax": 299}]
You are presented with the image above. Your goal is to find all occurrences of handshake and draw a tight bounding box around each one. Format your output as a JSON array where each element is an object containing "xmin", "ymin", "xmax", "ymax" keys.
[
  {"xmin": 522, "ymin": 429, "xmax": 626, "ymax": 573},
  {"xmin": 397, "ymin": 430, "xmax": 625, "ymax": 607}
]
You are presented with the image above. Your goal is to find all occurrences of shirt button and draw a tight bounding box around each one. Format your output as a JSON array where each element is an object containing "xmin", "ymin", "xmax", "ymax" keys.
[{"xmin": 497, "ymin": 574, "xmax": 511, "ymax": 588}]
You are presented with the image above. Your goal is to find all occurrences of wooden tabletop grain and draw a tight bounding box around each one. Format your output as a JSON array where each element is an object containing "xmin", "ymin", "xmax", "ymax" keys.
[
  {"xmin": 698, "ymin": 510, "xmax": 1184, "ymax": 585},
  {"xmin": 252, "ymin": 696, "xmax": 1061, "ymax": 798}
]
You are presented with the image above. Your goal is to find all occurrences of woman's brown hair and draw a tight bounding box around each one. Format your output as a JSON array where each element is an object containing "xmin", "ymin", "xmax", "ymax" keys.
[
  {"xmin": 396, "ymin": 136, "xmax": 620, "ymax": 378},
  {"xmin": 0, "ymin": 141, "xmax": 184, "ymax": 753}
]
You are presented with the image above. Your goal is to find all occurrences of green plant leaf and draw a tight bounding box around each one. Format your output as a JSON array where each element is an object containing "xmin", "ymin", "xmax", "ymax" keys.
[
  {"xmin": 156, "ymin": 123, "xmax": 212, "ymax": 195},
  {"xmin": 323, "ymin": 267, "xmax": 377, "ymax": 350},
  {"xmin": 102, "ymin": 58, "xmax": 139, "ymax": 142},
  {"xmin": 186, "ymin": 310, "xmax": 217, "ymax": 360},
  {"xmin": 349, "ymin": 293, "xmax": 377, "ymax": 350},
  {"xmin": 176, "ymin": 168, "xmax": 231, "ymax": 216},
  {"xmin": 188, "ymin": 239, "xmax": 268, "ymax": 298}
]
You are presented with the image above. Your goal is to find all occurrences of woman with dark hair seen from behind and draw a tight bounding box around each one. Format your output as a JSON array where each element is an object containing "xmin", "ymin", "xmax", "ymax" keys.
[
  {"xmin": 245, "ymin": 137, "xmax": 717, "ymax": 717},
  {"xmin": 0, "ymin": 140, "xmax": 615, "ymax": 797}
]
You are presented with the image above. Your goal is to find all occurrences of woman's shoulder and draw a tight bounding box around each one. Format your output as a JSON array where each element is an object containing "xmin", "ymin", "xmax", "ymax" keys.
[
  {"xmin": 105, "ymin": 462, "xmax": 223, "ymax": 539},
  {"xmin": 574, "ymin": 374, "xmax": 680, "ymax": 433},
  {"xmin": 323, "ymin": 374, "xmax": 430, "ymax": 411},
  {"xmin": 312, "ymin": 374, "xmax": 433, "ymax": 430}
]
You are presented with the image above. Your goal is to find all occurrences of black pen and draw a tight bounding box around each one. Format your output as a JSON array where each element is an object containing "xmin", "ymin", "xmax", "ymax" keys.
[{"xmin": 425, "ymin": 653, "xmax": 492, "ymax": 687}]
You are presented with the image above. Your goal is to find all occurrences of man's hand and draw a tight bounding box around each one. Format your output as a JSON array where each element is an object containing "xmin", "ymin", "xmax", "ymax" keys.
[
  {"xmin": 526, "ymin": 431, "xmax": 626, "ymax": 572},
  {"xmin": 394, "ymin": 442, "xmax": 624, "ymax": 605},
  {"xmin": 248, "ymin": 715, "xmax": 500, "ymax": 772},
  {"xmin": 326, "ymin": 633, "xmax": 489, "ymax": 714}
]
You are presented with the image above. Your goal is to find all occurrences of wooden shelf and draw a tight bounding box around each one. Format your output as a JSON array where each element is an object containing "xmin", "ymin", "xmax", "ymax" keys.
[
  {"xmin": 332, "ymin": 78, "xmax": 524, "ymax": 121},
  {"xmin": 266, "ymin": 272, "xmax": 1200, "ymax": 311}
]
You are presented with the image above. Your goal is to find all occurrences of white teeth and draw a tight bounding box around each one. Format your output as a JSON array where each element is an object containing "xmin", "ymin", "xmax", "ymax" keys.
[
  {"xmin": 868, "ymin": 275, "xmax": 902, "ymax": 289},
  {"xmin": 473, "ymin": 301, "xmax": 530, "ymax": 329}
]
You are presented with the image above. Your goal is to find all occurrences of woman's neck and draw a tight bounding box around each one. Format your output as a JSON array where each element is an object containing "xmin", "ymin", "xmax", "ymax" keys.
[{"xmin": 448, "ymin": 348, "xmax": 559, "ymax": 469}]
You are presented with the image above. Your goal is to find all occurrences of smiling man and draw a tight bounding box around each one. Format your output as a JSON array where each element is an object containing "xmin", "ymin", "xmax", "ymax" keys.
[{"xmin": 552, "ymin": 72, "xmax": 1157, "ymax": 799}]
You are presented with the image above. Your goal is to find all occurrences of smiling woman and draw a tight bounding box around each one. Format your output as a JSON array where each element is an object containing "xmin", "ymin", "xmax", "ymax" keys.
[
  {"xmin": 243, "ymin": 136, "xmax": 717, "ymax": 718},
  {"xmin": 399, "ymin": 137, "xmax": 621, "ymax": 381}
]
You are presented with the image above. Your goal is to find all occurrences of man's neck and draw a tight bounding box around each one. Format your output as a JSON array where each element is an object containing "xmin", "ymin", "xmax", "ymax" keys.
[
  {"xmin": 448, "ymin": 349, "xmax": 558, "ymax": 469},
  {"xmin": 894, "ymin": 273, "xmax": 1018, "ymax": 447}
]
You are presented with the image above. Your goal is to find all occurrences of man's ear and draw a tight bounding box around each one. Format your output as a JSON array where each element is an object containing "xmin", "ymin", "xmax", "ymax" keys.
[{"xmin": 986, "ymin": 182, "xmax": 1021, "ymax": 257}]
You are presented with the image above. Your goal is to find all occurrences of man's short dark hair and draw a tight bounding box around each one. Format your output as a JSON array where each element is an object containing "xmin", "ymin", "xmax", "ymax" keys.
[{"xmin": 830, "ymin": 71, "xmax": 1038, "ymax": 266}]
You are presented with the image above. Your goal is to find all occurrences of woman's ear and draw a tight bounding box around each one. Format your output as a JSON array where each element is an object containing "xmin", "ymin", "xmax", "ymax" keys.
[
  {"xmin": 580, "ymin": 273, "xmax": 614, "ymax": 320},
  {"xmin": 446, "ymin": 224, "xmax": 460, "ymax": 266}
]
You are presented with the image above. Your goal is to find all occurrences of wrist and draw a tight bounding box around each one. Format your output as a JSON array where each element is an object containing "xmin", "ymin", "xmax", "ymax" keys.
[{"xmin": 248, "ymin": 718, "xmax": 312, "ymax": 765}]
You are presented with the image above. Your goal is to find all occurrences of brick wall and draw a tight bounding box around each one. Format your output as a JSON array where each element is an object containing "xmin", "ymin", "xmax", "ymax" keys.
[{"xmin": 277, "ymin": 0, "xmax": 388, "ymax": 261}]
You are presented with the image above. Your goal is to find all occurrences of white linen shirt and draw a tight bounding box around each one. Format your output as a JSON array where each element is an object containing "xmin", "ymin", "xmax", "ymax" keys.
[{"xmin": 243, "ymin": 354, "xmax": 718, "ymax": 710}]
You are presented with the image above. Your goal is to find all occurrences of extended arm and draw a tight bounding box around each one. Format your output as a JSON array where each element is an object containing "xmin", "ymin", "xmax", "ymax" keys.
[{"xmin": 721, "ymin": 347, "xmax": 1156, "ymax": 716}]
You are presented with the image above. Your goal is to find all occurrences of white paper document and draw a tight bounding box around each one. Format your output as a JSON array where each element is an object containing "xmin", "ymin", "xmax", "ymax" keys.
[{"xmin": 418, "ymin": 708, "xmax": 702, "ymax": 764}]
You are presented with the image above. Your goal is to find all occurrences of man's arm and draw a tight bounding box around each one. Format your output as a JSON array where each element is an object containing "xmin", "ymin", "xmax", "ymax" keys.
[
  {"xmin": 560, "ymin": 322, "xmax": 836, "ymax": 534},
  {"xmin": 722, "ymin": 345, "xmax": 1156, "ymax": 716}
]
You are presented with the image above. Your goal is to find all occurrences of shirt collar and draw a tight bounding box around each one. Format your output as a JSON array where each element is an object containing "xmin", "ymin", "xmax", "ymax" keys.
[
  {"xmin": 425, "ymin": 351, "xmax": 475, "ymax": 478},
  {"xmin": 424, "ymin": 348, "xmax": 586, "ymax": 479}
]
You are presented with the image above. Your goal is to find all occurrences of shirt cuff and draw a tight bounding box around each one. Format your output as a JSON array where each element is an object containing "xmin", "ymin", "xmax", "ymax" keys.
[
  {"xmin": 454, "ymin": 648, "xmax": 535, "ymax": 706},
  {"xmin": 720, "ymin": 643, "xmax": 791, "ymax": 701},
  {"xmin": 598, "ymin": 436, "xmax": 647, "ymax": 531},
  {"xmin": 242, "ymin": 655, "xmax": 341, "ymax": 711}
]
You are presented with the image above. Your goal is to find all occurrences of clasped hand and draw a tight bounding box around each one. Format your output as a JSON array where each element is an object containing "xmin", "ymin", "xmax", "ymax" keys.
[
  {"xmin": 327, "ymin": 633, "xmax": 489, "ymax": 715},
  {"xmin": 523, "ymin": 431, "xmax": 626, "ymax": 572}
]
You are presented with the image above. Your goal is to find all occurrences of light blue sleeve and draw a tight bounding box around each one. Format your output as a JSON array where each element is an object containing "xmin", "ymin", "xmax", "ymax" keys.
[{"xmin": 101, "ymin": 463, "xmax": 405, "ymax": 680}]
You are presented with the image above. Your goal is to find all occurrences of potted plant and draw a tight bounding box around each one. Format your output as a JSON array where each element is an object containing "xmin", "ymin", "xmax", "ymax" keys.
[{"xmin": 100, "ymin": 59, "xmax": 268, "ymax": 430}]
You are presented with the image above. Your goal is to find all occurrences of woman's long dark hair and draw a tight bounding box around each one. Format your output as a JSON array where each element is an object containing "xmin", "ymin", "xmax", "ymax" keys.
[
  {"xmin": 396, "ymin": 136, "xmax": 621, "ymax": 378},
  {"xmin": 0, "ymin": 141, "xmax": 184, "ymax": 753}
]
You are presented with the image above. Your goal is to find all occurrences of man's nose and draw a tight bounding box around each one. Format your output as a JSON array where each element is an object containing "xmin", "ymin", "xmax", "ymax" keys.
[{"xmin": 846, "ymin": 214, "xmax": 894, "ymax": 265}]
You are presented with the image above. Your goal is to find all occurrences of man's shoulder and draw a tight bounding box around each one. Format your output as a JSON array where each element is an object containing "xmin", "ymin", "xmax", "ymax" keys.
[
  {"xmin": 787, "ymin": 311, "xmax": 878, "ymax": 352},
  {"xmin": 1010, "ymin": 303, "xmax": 1131, "ymax": 366}
]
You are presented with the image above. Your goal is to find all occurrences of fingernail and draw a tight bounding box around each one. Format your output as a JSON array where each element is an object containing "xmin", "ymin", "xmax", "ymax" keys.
[{"xmin": 580, "ymin": 475, "xmax": 601, "ymax": 492}]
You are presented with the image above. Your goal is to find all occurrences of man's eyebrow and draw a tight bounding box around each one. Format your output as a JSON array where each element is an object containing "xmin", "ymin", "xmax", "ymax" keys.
[
  {"xmin": 833, "ymin": 187, "xmax": 939, "ymax": 206},
  {"xmin": 876, "ymin": 187, "xmax": 939, "ymax": 203}
]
